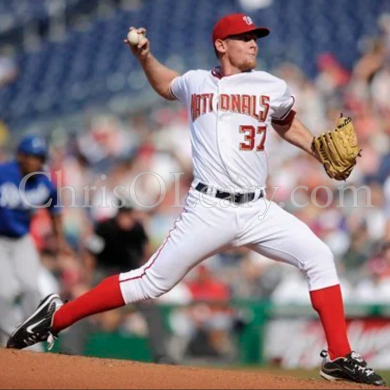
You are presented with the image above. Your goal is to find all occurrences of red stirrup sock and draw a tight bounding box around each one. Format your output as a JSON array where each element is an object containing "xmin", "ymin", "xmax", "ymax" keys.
[
  {"xmin": 310, "ymin": 284, "xmax": 351, "ymax": 360},
  {"xmin": 52, "ymin": 275, "xmax": 125, "ymax": 333}
]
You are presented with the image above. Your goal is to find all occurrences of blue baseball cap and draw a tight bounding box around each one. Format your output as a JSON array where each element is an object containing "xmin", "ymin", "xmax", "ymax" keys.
[{"xmin": 17, "ymin": 134, "xmax": 48, "ymax": 160}]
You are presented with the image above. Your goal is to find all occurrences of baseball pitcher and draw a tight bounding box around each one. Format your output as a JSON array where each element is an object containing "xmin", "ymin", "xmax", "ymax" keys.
[{"xmin": 6, "ymin": 14, "xmax": 383, "ymax": 386}]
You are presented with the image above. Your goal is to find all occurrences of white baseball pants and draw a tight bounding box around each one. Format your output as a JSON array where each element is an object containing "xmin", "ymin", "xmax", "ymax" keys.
[{"xmin": 119, "ymin": 185, "xmax": 339, "ymax": 303}]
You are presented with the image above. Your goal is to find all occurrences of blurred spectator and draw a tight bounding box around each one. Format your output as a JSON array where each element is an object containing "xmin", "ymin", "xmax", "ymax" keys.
[
  {"xmin": 83, "ymin": 198, "xmax": 175, "ymax": 364},
  {"xmin": 354, "ymin": 242, "xmax": 390, "ymax": 304},
  {"xmin": 349, "ymin": 37, "xmax": 388, "ymax": 108},
  {"xmin": 187, "ymin": 264, "xmax": 230, "ymax": 302},
  {"xmin": 342, "ymin": 223, "xmax": 372, "ymax": 277},
  {"xmin": 315, "ymin": 53, "xmax": 350, "ymax": 105},
  {"xmin": 87, "ymin": 198, "xmax": 149, "ymax": 277},
  {"xmin": 184, "ymin": 265, "xmax": 234, "ymax": 360}
]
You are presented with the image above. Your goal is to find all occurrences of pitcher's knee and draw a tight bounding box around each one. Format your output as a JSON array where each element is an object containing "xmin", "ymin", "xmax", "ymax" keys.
[
  {"xmin": 144, "ymin": 273, "xmax": 175, "ymax": 299},
  {"xmin": 301, "ymin": 241, "xmax": 339, "ymax": 291},
  {"xmin": 147, "ymin": 286, "xmax": 170, "ymax": 299},
  {"xmin": 120, "ymin": 269, "xmax": 176, "ymax": 303},
  {"xmin": 315, "ymin": 241, "xmax": 334, "ymax": 263}
]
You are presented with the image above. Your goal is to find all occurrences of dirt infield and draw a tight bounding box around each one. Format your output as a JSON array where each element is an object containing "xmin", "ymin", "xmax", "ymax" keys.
[{"xmin": 0, "ymin": 349, "xmax": 385, "ymax": 389}]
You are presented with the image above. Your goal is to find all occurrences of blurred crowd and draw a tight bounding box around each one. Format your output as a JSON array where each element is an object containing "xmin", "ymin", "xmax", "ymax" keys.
[{"xmin": 1, "ymin": 11, "xmax": 390, "ymax": 362}]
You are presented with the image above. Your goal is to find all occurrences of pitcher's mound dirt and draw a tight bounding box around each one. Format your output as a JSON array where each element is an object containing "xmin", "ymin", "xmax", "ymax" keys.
[{"xmin": 0, "ymin": 349, "xmax": 384, "ymax": 389}]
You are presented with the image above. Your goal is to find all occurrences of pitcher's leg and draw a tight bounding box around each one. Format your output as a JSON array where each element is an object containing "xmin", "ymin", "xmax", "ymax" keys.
[
  {"xmin": 243, "ymin": 201, "xmax": 350, "ymax": 360},
  {"xmin": 119, "ymin": 206, "xmax": 234, "ymax": 302},
  {"xmin": 53, "ymin": 200, "xmax": 236, "ymax": 334},
  {"xmin": 242, "ymin": 201, "xmax": 338, "ymax": 290}
]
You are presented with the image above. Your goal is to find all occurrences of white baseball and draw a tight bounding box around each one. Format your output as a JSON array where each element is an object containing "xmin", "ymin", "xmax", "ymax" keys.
[{"xmin": 127, "ymin": 30, "xmax": 142, "ymax": 46}]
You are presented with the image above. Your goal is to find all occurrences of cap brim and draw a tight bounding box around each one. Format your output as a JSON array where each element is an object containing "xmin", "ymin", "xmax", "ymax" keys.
[
  {"xmin": 226, "ymin": 26, "xmax": 270, "ymax": 40},
  {"xmin": 19, "ymin": 151, "xmax": 46, "ymax": 159},
  {"xmin": 253, "ymin": 27, "xmax": 270, "ymax": 38},
  {"xmin": 31, "ymin": 154, "xmax": 47, "ymax": 161}
]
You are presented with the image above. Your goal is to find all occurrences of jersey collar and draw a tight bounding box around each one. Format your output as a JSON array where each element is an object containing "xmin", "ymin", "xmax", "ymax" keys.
[
  {"xmin": 211, "ymin": 66, "xmax": 254, "ymax": 79},
  {"xmin": 211, "ymin": 66, "xmax": 223, "ymax": 79}
]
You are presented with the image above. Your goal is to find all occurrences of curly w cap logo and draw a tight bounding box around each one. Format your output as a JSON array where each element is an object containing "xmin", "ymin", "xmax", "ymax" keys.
[{"xmin": 243, "ymin": 16, "xmax": 253, "ymax": 25}]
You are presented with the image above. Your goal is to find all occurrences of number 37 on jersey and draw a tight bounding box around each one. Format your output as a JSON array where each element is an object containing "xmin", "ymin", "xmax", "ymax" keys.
[{"xmin": 190, "ymin": 93, "xmax": 270, "ymax": 152}]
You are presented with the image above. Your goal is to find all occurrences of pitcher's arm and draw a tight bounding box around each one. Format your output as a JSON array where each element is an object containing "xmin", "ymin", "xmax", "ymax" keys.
[
  {"xmin": 272, "ymin": 116, "xmax": 321, "ymax": 162},
  {"xmin": 125, "ymin": 27, "xmax": 179, "ymax": 100}
]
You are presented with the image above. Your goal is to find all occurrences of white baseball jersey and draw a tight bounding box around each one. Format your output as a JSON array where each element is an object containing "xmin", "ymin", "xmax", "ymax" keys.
[{"xmin": 169, "ymin": 66, "xmax": 295, "ymax": 192}]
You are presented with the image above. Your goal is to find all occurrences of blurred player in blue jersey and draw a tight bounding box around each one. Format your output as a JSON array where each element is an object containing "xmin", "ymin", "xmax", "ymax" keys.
[{"xmin": 0, "ymin": 134, "xmax": 67, "ymax": 347}]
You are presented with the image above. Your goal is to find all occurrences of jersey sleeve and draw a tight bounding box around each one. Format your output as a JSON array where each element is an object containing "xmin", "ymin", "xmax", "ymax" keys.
[
  {"xmin": 271, "ymin": 81, "xmax": 296, "ymax": 124},
  {"xmin": 169, "ymin": 70, "xmax": 194, "ymax": 103}
]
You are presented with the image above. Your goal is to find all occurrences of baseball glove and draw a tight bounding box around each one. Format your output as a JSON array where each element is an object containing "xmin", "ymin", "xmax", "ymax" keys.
[{"xmin": 312, "ymin": 114, "xmax": 361, "ymax": 181}]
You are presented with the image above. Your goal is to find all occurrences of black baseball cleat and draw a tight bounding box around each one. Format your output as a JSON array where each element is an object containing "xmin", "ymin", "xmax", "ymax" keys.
[
  {"xmin": 320, "ymin": 350, "xmax": 386, "ymax": 386},
  {"xmin": 6, "ymin": 294, "xmax": 63, "ymax": 351}
]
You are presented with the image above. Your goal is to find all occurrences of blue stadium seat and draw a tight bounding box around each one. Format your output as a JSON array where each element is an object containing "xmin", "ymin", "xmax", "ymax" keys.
[{"xmin": 0, "ymin": 0, "xmax": 388, "ymax": 128}]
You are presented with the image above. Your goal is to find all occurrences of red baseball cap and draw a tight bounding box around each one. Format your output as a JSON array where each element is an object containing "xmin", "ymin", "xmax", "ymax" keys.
[{"xmin": 213, "ymin": 13, "xmax": 270, "ymax": 43}]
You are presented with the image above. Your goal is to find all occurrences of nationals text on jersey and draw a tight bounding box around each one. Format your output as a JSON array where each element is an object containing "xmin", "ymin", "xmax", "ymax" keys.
[{"xmin": 191, "ymin": 93, "xmax": 270, "ymax": 122}]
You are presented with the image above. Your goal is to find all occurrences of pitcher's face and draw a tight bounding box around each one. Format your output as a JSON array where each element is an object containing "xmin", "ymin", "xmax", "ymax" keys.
[{"xmin": 223, "ymin": 33, "xmax": 259, "ymax": 71}]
